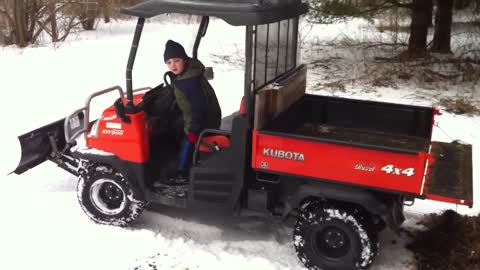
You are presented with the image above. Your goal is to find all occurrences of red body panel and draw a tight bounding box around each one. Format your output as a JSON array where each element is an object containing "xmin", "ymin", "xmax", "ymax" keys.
[
  {"xmin": 252, "ymin": 131, "xmax": 428, "ymax": 195},
  {"xmin": 86, "ymin": 94, "xmax": 149, "ymax": 163}
]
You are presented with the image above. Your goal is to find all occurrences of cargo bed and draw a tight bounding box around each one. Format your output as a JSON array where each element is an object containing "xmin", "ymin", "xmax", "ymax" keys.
[
  {"xmin": 265, "ymin": 95, "xmax": 433, "ymax": 154},
  {"xmin": 251, "ymin": 94, "xmax": 473, "ymax": 207}
]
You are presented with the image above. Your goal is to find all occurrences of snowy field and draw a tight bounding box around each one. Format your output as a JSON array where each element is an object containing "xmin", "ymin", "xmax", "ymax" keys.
[{"xmin": 0, "ymin": 17, "xmax": 478, "ymax": 270}]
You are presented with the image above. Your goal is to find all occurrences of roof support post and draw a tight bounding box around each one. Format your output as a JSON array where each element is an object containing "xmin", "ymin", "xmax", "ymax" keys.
[
  {"xmin": 193, "ymin": 16, "xmax": 209, "ymax": 59},
  {"xmin": 126, "ymin": 17, "xmax": 145, "ymax": 110},
  {"xmin": 244, "ymin": 25, "xmax": 254, "ymax": 126}
]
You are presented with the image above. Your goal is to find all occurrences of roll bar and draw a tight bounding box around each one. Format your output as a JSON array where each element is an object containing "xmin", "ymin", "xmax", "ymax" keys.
[{"xmin": 64, "ymin": 86, "xmax": 151, "ymax": 143}]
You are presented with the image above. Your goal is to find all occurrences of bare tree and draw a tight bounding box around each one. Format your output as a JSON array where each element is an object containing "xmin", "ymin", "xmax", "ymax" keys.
[
  {"xmin": 48, "ymin": 0, "xmax": 58, "ymax": 42},
  {"xmin": 0, "ymin": 0, "xmax": 15, "ymax": 45},
  {"xmin": 1, "ymin": 0, "xmax": 100, "ymax": 46},
  {"xmin": 99, "ymin": 0, "xmax": 110, "ymax": 23},
  {"xmin": 48, "ymin": 1, "xmax": 97, "ymax": 41},
  {"xmin": 14, "ymin": 0, "xmax": 27, "ymax": 46},
  {"xmin": 1, "ymin": 0, "xmax": 43, "ymax": 47},
  {"xmin": 77, "ymin": 1, "xmax": 97, "ymax": 30}
]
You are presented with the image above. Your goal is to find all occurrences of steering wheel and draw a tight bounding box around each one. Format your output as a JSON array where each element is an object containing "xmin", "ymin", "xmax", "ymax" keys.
[
  {"xmin": 163, "ymin": 71, "xmax": 174, "ymax": 88},
  {"xmin": 115, "ymin": 71, "xmax": 176, "ymax": 123},
  {"xmin": 136, "ymin": 72, "xmax": 177, "ymax": 112}
]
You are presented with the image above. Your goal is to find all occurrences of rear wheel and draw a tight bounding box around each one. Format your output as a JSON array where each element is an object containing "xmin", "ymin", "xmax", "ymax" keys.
[
  {"xmin": 293, "ymin": 201, "xmax": 378, "ymax": 270},
  {"xmin": 77, "ymin": 164, "xmax": 146, "ymax": 226}
]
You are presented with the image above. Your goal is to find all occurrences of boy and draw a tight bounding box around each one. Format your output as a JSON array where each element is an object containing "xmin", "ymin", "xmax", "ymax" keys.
[{"xmin": 163, "ymin": 40, "xmax": 222, "ymax": 183}]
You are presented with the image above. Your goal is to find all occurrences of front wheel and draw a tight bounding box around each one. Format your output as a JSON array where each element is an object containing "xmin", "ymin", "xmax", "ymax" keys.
[
  {"xmin": 77, "ymin": 164, "xmax": 146, "ymax": 226},
  {"xmin": 293, "ymin": 202, "xmax": 379, "ymax": 270}
]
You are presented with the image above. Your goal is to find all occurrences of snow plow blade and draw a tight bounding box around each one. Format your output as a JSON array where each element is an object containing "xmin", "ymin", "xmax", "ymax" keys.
[{"xmin": 13, "ymin": 118, "xmax": 68, "ymax": 175}]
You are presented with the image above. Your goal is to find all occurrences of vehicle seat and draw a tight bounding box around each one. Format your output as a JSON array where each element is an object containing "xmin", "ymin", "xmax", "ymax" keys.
[
  {"xmin": 199, "ymin": 135, "xmax": 231, "ymax": 152},
  {"xmin": 198, "ymin": 98, "xmax": 242, "ymax": 153}
]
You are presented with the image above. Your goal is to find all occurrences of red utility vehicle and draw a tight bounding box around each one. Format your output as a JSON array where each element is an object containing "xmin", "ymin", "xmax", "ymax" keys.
[{"xmin": 14, "ymin": 1, "xmax": 473, "ymax": 270}]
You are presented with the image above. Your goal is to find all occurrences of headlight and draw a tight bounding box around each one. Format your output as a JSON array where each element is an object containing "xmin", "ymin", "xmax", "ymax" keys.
[{"xmin": 88, "ymin": 120, "xmax": 100, "ymax": 138}]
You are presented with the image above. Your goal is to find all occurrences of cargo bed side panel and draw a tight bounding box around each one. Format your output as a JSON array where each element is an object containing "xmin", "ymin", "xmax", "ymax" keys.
[
  {"xmin": 425, "ymin": 142, "xmax": 473, "ymax": 207},
  {"xmin": 252, "ymin": 131, "xmax": 427, "ymax": 195}
]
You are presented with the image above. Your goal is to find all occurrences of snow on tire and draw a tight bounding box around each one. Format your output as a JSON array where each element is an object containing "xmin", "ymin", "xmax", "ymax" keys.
[
  {"xmin": 77, "ymin": 164, "xmax": 146, "ymax": 227},
  {"xmin": 294, "ymin": 201, "xmax": 378, "ymax": 270}
]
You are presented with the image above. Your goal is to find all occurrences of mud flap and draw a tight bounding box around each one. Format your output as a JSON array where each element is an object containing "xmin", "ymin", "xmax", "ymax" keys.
[
  {"xmin": 425, "ymin": 141, "xmax": 473, "ymax": 207},
  {"xmin": 13, "ymin": 111, "xmax": 85, "ymax": 175}
]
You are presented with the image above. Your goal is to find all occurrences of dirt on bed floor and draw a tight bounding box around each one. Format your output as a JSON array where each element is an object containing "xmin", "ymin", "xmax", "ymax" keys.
[
  {"xmin": 407, "ymin": 210, "xmax": 480, "ymax": 270},
  {"xmin": 295, "ymin": 123, "xmax": 430, "ymax": 152}
]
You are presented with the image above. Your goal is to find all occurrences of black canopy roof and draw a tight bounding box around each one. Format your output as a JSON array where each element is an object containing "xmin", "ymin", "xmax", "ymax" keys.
[{"xmin": 120, "ymin": 0, "xmax": 308, "ymax": 25}]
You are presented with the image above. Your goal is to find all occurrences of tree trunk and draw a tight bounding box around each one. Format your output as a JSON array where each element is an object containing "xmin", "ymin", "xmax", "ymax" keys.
[
  {"xmin": 427, "ymin": 0, "xmax": 434, "ymax": 27},
  {"xmin": 14, "ymin": 0, "xmax": 27, "ymax": 47},
  {"xmin": 100, "ymin": 0, "xmax": 110, "ymax": 23},
  {"xmin": 408, "ymin": 0, "xmax": 433, "ymax": 56},
  {"xmin": 28, "ymin": 0, "xmax": 37, "ymax": 39},
  {"xmin": 81, "ymin": 3, "xmax": 96, "ymax": 30},
  {"xmin": 48, "ymin": 0, "xmax": 58, "ymax": 42},
  {"xmin": 431, "ymin": 0, "xmax": 454, "ymax": 53}
]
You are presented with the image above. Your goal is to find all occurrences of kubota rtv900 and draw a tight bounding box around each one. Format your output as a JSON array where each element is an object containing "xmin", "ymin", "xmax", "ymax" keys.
[{"xmin": 13, "ymin": 1, "xmax": 473, "ymax": 270}]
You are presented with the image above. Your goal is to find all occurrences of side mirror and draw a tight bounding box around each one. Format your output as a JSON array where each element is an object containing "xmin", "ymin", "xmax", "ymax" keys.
[{"xmin": 205, "ymin": 67, "xmax": 214, "ymax": 80}]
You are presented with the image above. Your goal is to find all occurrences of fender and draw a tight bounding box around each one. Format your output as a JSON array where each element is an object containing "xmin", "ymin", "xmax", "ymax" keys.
[
  {"xmin": 286, "ymin": 181, "xmax": 405, "ymax": 230},
  {"xmin": 72, "ymin": 151, "xmax": 147, "ymax": 201}
]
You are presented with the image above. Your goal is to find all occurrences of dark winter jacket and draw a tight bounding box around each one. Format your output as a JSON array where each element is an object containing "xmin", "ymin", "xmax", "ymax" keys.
[{"xmin": 172, "ymin": 58, "xmax": 222, "ymax": 134}]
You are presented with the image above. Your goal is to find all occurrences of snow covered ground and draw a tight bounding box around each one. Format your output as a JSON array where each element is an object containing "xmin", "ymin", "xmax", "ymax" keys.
[{"xmin": 0, "ymin": 17, "xmax": 478, "ymax": 270}]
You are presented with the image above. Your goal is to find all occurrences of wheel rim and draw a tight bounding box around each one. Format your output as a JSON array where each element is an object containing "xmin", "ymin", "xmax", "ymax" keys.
[
  {"xmin": 314, "ymin": 226, "xmax": 351, "ymax": 259},
  {"xmin": 90, "ymin": 179, "xmax": 127, "ymax": 215}
]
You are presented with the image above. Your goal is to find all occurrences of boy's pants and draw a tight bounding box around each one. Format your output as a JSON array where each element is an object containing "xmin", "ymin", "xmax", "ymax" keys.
[{"xmin": 177, "ymin": 138, "xmax": 194, "ymax": 175}]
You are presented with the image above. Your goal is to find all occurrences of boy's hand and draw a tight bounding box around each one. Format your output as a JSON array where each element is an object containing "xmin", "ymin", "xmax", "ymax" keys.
[{"xmin": 187, "ymin": 132, "xmax": 199, "ymax": 144}]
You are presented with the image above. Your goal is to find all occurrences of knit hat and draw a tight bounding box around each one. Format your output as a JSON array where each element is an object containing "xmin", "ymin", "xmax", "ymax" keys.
[{"xmin": 163, "ymin": 40, "xmax": 188, "ymax": 62}]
